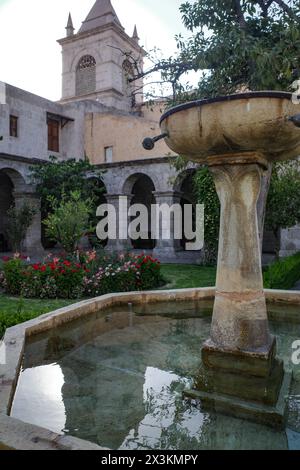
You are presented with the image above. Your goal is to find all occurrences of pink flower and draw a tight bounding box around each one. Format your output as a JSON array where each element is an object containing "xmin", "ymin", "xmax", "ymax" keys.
[{"xmin": 87, "ymin": 250, "xmax": 97, "ymax": 262}]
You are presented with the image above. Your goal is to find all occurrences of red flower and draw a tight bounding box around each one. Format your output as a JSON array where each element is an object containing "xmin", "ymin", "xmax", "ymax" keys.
[
  {"xmin": 32, "ymin": 264, "xmax": 40, "ymax": 271},
  {"xmin": 63, "ymin": 260, "xmax": 72, "ymax": 267}
]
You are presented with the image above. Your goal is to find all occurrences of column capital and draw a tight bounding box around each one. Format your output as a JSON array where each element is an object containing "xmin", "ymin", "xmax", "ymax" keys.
[
  {"xmin": 153, "ymin": 190, "xmax": 184, "ymax": 199},
  {"xmin": 13, "ymin": 191, "xmax": 40, "ymax": 200},
  {"xmin": 105, "ymin": 193, "xmax": 133, "ymax": 201},
  {"xmin": 207, "ymin": 151, "xmax": 269, "ymax": 170}
]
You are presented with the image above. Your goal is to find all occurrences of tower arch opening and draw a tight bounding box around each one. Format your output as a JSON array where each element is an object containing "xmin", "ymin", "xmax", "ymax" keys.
[{"xmin": 75, "ymin": 55, "xmax": 96, "ymax": 96}]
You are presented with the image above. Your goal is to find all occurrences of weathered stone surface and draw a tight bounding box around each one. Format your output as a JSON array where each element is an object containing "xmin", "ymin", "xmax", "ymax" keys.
[
  {"xmin": 201, "ymin": 337, "xmax": 277, "ymax": 377},
  {"xmin": 184, "ymin": 371, "xmax": 292, "ymax": 430},
  {"xmin": 0, "ymin": 414, "xmax": 106, "ymax": 450},
  {"xmin": 196, "ymin": 358, "xmax": 284, "ymax": 405}
]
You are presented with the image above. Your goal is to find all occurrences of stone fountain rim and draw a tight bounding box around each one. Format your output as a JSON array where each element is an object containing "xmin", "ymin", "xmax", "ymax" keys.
[{"xmin": 160, "ymin": 91, "xmax": 293, "ymax": 125}]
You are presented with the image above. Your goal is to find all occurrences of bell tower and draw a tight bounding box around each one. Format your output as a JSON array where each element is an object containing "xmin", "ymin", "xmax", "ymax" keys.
[{"xmin": 57, "ymin": 0, "xmax": 144, "ymax": 111}]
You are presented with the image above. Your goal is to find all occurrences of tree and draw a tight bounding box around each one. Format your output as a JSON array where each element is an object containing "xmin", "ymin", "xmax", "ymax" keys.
[
  {"xmin": 43, "ymin": 191, "xmax": 93, "ymax": 254},
  {"xmin": 30, "ymin": 156, "xmax": 104, "ymax": 213},
  {"xmin": 126, "ymin": 1, "xmax": 300, "ymax": 102},
  {"xmin": 265, "ymin": 160, "xmax": 300, "ymax": 258},
  {"xmin": 30, "ymin": 156, "xmax": 105, "ymax": 247},
  {"xmin": 6, "ymin": 203, "xmax": 36, "ymax": 253},
  {"xmin": 147, "ymin": 1, "xmax": 299, "ymax": 262}
]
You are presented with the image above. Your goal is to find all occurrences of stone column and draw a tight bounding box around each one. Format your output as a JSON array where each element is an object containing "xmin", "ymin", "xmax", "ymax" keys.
[
  {"xmin": 152, "ymin": 191, "xmax": 183, "ymax": 259},
  {"xmin": 208, "ymin": 161, "xmax": 271, "ymax": 353},
  {"xmin": 14, "ymin": 192, "xmax": 44, "ymax": 255},
  {"xmin": 192, "ymin": 154, "xmax": 287, "ymax": 425},
  {"xmin": 105, "ymin": 194, "xmax": 133, "ymax": 253}
]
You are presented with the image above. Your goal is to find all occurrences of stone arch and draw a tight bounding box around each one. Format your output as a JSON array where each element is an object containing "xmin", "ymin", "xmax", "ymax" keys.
[
  {"xmin": 122, "ymin": 172, "xmax": 157, "ymax": 195},
  {"xmin": 0, "ymin": 167, "xmax": 28, "ymax": 192},
  {"xmin": 70, "ymin": 48, "xmax": 101, "ymax": 73},
  {"xmin": 123, "ymin": 173, "xmax": 156, "ymax": 250},
  {"xmin": 0, "ymin": 168, "xmax": 28, "ymax": 252},
  {"xmin": 173, "ymin": 168, "xmax": 196, "ymax": 195},
  {"xmin": 75, "ymin": 55, "xmax": 96, "ymax": 96}
]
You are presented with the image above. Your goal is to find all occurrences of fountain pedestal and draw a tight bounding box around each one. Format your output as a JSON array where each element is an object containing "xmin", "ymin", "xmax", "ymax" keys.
[{"xmin": 184, "ymin": 154, "xmax": 290, "ymax": 427}]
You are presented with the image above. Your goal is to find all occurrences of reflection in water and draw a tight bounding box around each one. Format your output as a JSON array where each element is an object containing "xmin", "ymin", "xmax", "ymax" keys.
[
  {"xmin": 10, "ymin": 300, "xmax": 300, "ymax": 450},
  {"xmin": 120, "ymin": 367, "xmax": 208, "ymax": 450},
  {"xmin": 11, "ymin": 363, "xmax": 66, "ymax": 433}
]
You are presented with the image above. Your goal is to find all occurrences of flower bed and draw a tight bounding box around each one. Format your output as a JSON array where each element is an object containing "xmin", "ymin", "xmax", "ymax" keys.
[{"xmin": 0, "ymin": 252, "xmax": 164, "ymax": 299}]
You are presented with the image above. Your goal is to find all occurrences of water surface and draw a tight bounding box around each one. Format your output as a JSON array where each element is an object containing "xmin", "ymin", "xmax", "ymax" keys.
[{"xmin": 11, "ymin": 300, "xmax": 300, "ymax": 450}]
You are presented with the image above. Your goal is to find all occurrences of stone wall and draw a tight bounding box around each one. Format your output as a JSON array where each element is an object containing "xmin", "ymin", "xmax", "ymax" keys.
[
  {"xmin": 280, "ymin": 225, "xmax": 300, "ymax": 258},
  {"xmin": 0, "ymin": 82, "xmax": 86, "ymax": 161},
  {"xmin": 85, "ymin": 102, "xmax": 174, "ymax": 164}
]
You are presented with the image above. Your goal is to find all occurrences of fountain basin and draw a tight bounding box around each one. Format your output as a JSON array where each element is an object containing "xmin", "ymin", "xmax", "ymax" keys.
[
  {"xmin": 160, "ymin": 92, "xmax": 300, "ymax": 163},
  {"xmin": 0, "ymin": 288, "xmax": 299, "ymax": 450}
]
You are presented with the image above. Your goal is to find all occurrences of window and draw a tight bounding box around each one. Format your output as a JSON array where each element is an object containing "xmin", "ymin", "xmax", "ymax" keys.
[
  {"xmin": 48, "ymin": 119, "xmax": 59, "ymax": 152},
  {"xmin": 76, "ymin": 55, "xmax": 96, "ymax": 96},
  {"xmin": 10, "ymin": 115, "xmax": 18, "ymax": 137},
  {"xmin": 104, "ymin": 146, "xmax": 113, "ymax": 163}
]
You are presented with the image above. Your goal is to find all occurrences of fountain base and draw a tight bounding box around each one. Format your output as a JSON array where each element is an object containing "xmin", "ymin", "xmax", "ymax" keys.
[
  {"xmin": 184, "ymin": 339, "xmax": 292, "ymax": 429},
  {"xmin": 184, "ymin": 371, "xmax": 291, "ymax": 429}
]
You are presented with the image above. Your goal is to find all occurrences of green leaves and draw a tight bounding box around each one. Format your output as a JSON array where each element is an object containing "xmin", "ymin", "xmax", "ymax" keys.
[
  {"xmin": 265, "ymin": 160, "xmax": 300, "ymax": 235},
  {"xmin": 43, "ymin": 191, "xmax": 93, "ymax": 254},
  {"xmin": 173, "ymin": 1, "xmax": 300, "ymax": 101},
  {"xmin": 30, "ymin": 156, "xmax": 104, "ymax": 214},
  {"xmin": 193, "ymin": 167, "xmax": 220, "ymax": 264},
  {"xmin": 263, "ymin": 251, "xmax": 300, "ymax": 289},
  {"xmin": 6, "ymin": 203, "xmax": 36, "ymax": 252}
]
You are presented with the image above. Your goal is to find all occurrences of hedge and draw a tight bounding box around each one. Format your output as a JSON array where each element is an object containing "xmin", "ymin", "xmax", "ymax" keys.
[{"xmin": 263, "ymin": 252, "xmax": 300, "ymax": 290}]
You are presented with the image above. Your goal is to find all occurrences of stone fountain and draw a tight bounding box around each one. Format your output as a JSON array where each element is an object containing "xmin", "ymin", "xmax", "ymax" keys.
[{"xmin": 143, "ymin": 91, "xmax": 300, "ymax": 428}]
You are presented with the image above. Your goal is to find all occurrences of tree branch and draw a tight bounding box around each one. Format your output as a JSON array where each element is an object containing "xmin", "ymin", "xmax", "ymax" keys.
[
  {"xmin": 234, "ymin": 0, "xmax": 247, "ymax": 30},
  {"xmin": 272, "ymin": 0, "xmax": 298, "ymax": 18},
  {"xmin": 257, "ymin": 0, "xmax": 269, "ymax": 17}
]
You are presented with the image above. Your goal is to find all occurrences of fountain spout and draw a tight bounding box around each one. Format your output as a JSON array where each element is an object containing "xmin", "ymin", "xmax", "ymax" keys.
[
  {"xmin": 142, "ymin": 133, "xmax": 168, "ymax": 150},
  {"xmin": 288, "ymin": 113, "xmax": 300, "ymax": 127}
]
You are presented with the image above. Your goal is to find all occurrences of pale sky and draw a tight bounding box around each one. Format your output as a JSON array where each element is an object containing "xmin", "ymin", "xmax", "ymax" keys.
[{"xmin": 0, "ymin": 0, "xmax": 192, "ymax": 101}]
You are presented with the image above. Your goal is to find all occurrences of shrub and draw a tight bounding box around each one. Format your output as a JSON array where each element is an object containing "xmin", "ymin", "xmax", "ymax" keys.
[
  {"xmin": 44, "ymin": 191, "xmax": 92, "ymax": 254},
  {"xmin": 2, "ymin": 256, "xmax": 86, "ymax": 299},
  {"xmin": 136, "ymin": 254, "xmax": 163, "ymax": 290},
  {"xmin": 83, "ymin": 254, "xmax": 163, "ymax": 297},
  {"xmin": 2, "ymin": 257, "xmax": 25, "ymax": 295},
  {"xmin": 263, "ymin": 252, "xmax": 300, "ymax": 290},
  {"xmin": 1, "ymin": 252, "xmax": 163, "ymax": 300},
  {"xmin": 6, "ymin": 203, "xmax": 36, "ymax": 252},
  {"xmin": 193, "ymin": 167, "xmax": 220, "ymax": 265}
]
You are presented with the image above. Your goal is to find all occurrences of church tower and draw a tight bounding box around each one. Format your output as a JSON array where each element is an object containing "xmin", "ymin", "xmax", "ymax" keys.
[{"xmin": 57, "ymin": 0, "xmax": 144, "ymax": 111}]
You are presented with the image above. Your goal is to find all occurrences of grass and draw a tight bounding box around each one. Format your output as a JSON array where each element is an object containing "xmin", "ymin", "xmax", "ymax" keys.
[
  {"xmin": 0, "ymin": 295, "xmax": 73, "ymax": 339},
  {"xmin": 0, "ymin": 264, "xmax": 216, "ymax": 339},
  {"xmin": 160, "ymin": 264, "xmax": 216, "ymax": 290}
]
